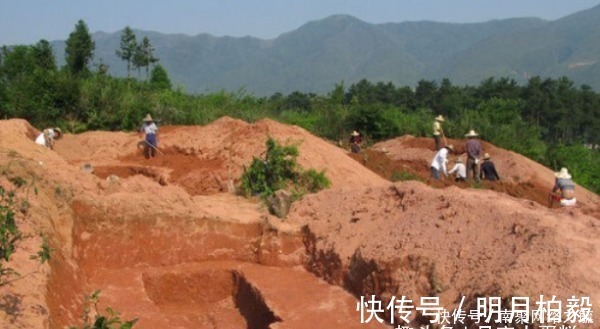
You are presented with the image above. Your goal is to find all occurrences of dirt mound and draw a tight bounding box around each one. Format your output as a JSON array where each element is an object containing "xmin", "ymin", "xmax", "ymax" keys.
[
  {"xmin": 56, "ymin": 117, "xmax": 387, "ymax": 196},
  {"xmin": 371, "ymin": 135, "xmax": 600, "ymax": 218},
  {"xmin": 0, "ymin": 118, "xmax": 387, "ymax": 329},
  {"xmin": 287, "ymin": 180, "xmax": 600, "ymax": 326},
  {"xmin": 2, "ymin": 117, "xmax": 599, "ymax": 328}
]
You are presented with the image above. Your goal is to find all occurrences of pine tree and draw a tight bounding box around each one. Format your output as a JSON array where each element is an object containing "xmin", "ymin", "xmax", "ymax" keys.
[
  {"xmin": 134, "ymin": 36, "xmax": 159, "ymax": 81},
  {"xmin": 65, "ymin": 20, "xmax": 95, "ymax": 75},
  {"xmin": 115, "ymin": 27, "xmax": 137, "ymax": 78}
]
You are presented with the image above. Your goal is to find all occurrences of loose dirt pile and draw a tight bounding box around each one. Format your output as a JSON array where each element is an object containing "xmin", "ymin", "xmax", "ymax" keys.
[
  {"xmin": 287, "ymin": 181, "xmax": 600, "ymax": 326},
  {"xmin": 0, "ymin": 118, "xmax": 598, "ymax": 329}
]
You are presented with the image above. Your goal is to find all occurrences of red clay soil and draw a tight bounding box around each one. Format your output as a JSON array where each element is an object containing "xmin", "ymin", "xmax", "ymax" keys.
[
  {"xmin": 55, "ymin": 117, "xmax": 387, "ymax": 191},
  {"xmin": 287, "ymin": 181, "xmax": 600, "ymax": 327},
  {"xmin": 370, "ymin": 135, "xmax": 600, "ymax": 218},
  {"xmin": 1, "ymin": 118, "xmax": 599, "ymax": 329},
  {"xmin": 0, "ymin": 118, "xmax": 387, "ymax": 329}
]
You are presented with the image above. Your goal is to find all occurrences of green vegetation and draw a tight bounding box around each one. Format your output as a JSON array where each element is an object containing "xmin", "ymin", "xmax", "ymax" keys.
[
  {"xmin": 391, "ymin": 170, "xmax": 423, "ymax": 183},
  {"xmin": 1, "ymin": 19, "xmax": 599, "ymax": 194},
  {"xmin": 0, "ymin": 186, "xmax": 20, "ymax": 283},
  {"xmin": 0, "ymin": 164, "xmax": 54, "ymax": 284},
  {"xmin": 32, "ymin": 237, "xmax": 53, "ymax": 265},
  {"xmin": 65, "ymin": 20, "xmax": 95, "ymax": 76},
  {"xmin": 69, "ymin": 290, "xmax": 138, "ymax": 329},
  {"xmin": 240, "ymin": 138, "xmax": 330, "ymax": 199}
]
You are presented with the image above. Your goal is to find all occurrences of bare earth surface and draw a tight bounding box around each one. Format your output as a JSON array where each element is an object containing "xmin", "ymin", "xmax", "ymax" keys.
[{"xmin": 0, "ymin": 118, "xmax": 598, "ymax": 329}]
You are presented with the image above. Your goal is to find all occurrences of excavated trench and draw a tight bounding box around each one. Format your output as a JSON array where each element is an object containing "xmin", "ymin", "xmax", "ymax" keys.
[
  {"xmin": 93, "ymin": 165, "xmax": 167, "ymax": 185},
  {"xmin": 45, "ymin": 199, "xmax": 302, "ymax": 328},
  {"xmin": 41, "ymin": 136, "xmax": 403, "ymax": 328}
]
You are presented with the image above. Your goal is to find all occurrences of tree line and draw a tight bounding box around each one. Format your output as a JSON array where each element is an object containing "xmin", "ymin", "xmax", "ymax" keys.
[{"xmin": 0, "ymin": 20, "xmax": 598, "ymax": 193}]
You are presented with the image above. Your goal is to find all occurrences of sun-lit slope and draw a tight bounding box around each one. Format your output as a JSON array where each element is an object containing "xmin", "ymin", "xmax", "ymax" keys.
[
  {"xmin": 56, "ymin": 116, "xmax": 387, "ymax": 190},
  {"xmin": 287, "ymin": 180, "xmax": 600, "ymax": 326},
  {"xmin": 373, "ymin": 135, "xmax": 600, "ymax": 217},
  {"xmin": 0, "ymin": 118, "xmax": 387, "ymax": 329}
]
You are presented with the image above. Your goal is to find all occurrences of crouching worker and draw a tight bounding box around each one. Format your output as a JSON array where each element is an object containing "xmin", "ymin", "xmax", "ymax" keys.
[
  {"xmin": 449, "ymin": 157, "xmax": 466, "ymax": 182},
  {"xmin": 480, "ymin": 153, "xmax": 500, "ymax": 181},
  {"xmin": 139, "ymin": 114, "xmax": 159, "ymax": 158},
  {"xmin": 430, "ymin": 144, "xmax": 454, "ymax": 180},
  {"xmin": 35, "ymin": 127, "xmax": 62, "ymax": 150},
  {"xmin": 548, "ymin": 167, "xmax": 576, "ymax": 207}
]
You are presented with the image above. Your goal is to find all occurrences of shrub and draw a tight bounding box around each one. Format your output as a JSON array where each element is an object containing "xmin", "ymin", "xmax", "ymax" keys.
[{"xmin": 240, "ymin": 138, "xmax": 330, "ymax": 199}]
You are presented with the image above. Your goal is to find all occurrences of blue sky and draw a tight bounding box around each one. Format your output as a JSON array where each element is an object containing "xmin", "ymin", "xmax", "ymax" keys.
[{"xmin": 1, "ymin": 0, "xmax": 599, "ymax": 46}]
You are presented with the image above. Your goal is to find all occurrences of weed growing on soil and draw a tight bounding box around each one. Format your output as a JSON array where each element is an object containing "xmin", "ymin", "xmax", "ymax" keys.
[
  {"xmin": 31, "ymin": 236, "xmax": 53, "ymax": 265},
  {"xmin": 391, "ymin": 170, "xmax": 423, "ymax": 182},
  {"xmin": 0, "ymin": 186, "xmax": 20, "ymax": 284},
  {"xmin": 240, "ymin": 138, "xmax": 330, "ymax": 199},
  {"xmin": 69, "ymin": 290, "xmax": 138, "ymax": 329},
  {"xmin": 0, "ymin": 162, "xmax": 54, "ymax": 284},
  {"xmin": 470, "ymin": 180, "xmax": 487, "ymax": 189}
]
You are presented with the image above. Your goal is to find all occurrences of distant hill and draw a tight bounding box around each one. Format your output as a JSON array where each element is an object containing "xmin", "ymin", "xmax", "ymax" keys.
[{"xmin": 50, "ymin": 5, "xmax": 600, "ymax": 95}]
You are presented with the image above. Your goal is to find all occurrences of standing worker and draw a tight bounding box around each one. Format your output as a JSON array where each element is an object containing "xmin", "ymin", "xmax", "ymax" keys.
[
  {"xmin": 35, "ymin": 127, "xmax": 62, "ymax": 150},
  {"xmin": 433, "ymin": 115, "xmax": 446, "ymax": 151},
  {"xmin": 465, "ymin": 129, "xmax": 482, "ymax": 181},
  {"xmin": 139, "ymin": 114, "xmax": 159, "ymax": 158}
]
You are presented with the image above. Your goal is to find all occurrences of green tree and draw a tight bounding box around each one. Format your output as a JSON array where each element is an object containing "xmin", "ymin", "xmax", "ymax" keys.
[
  {"xmin": 133, "ymin": 36, "xmax": 158, "ymax": 80},
  {"xmin": 414, "ymin": 79, "xmax": 439, "ymax": 110},
  {"xmin": 65, "ymin": 20, "xmax": 95, "ymax": 75},
  {"xmin": 149, "ymin": 64, "xmax": 171, "ymax": 90},
  {"xmin": 32, "ymin": 39, "xmax": 57, "ymax": 71},
  {"xmin": 0, "ymin": 44, "xmax": 62, "ymax": 124},
  {"xmin": 115, "ymin": 27, "xmax": 137, "ymax": 78}
]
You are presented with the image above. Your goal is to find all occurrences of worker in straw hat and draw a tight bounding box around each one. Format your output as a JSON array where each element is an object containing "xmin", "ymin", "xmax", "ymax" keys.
[
  {"xmin": 433, "ymin": 115, "xmax": 446, "ymax": 151},
  {"xmin": 139, "ymin": 113, "xmax": 159, "ymax": 158},
  {"xmin": 548, "ymin": 167, "xmax": 576, "ymax": 207},
  {"xmin": 430, "ymin": 144, "xmax": 454, "ymax": 180},
  {"xmin": 480, "ymin": 153, "xmax": 500, "ymax": 181},
  {"xmin": 349, "ymin": 130, "xmax": 363, "ymax": 153},
  {"xmin": 448, "ymin": 156, "xmax": 467, "ymax": 182},
  {"xmin": 465, "ymin": 129, "xmax": 482, "ymax": 181},
  {"xmin": 35, "ymin": 127, "xmax": 62, "ymax": 150}
]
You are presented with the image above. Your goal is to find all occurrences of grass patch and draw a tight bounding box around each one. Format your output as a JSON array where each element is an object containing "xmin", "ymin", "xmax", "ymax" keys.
[{"xmin": 391, "ymin": 170, "xmax": 423, "ymax": 182}]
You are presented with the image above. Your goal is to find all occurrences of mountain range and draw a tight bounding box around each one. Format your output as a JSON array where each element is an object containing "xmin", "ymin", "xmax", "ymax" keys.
[{"xmin": 51, "ymin": 4, "xmax": 600, "ymax": 95}]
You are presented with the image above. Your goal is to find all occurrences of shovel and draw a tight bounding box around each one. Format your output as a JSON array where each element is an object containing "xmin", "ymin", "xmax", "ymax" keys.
[{"xmin": 144, "ymin": 140, "xmax": 164, "ymax": 155}]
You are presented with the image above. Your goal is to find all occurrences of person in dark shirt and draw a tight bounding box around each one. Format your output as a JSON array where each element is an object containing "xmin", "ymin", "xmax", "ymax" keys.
[
  {"xmin": 480, "ymin": 153, "xmax": 500, "ymax": 181},
  {"xmin": 465, "ymin": 129, "xmax": 482, "ymax": 181},
  {"xmin": 349, "ymin": 131, "xmax": 363, "ymax": 153},
  {"xmin": 548, "ymin": 167, "xmax": 576, "ymax": 207}
]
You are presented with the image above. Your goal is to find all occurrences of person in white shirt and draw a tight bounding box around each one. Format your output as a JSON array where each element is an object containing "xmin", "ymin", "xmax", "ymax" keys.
[
  {"xmin": 35, "ymin": 127, "xmax": 62, "ymax": 150},
  {"xmin": 430, "ymin": 144, "xmax": 454, "ymax": 180},
  {"xmin": 449, "ymin": 157, "xmax": 467, "ymax": 182},
  {"xmin": 139, "ymin": 114, "xmax": 159, "ymax": 158}
]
